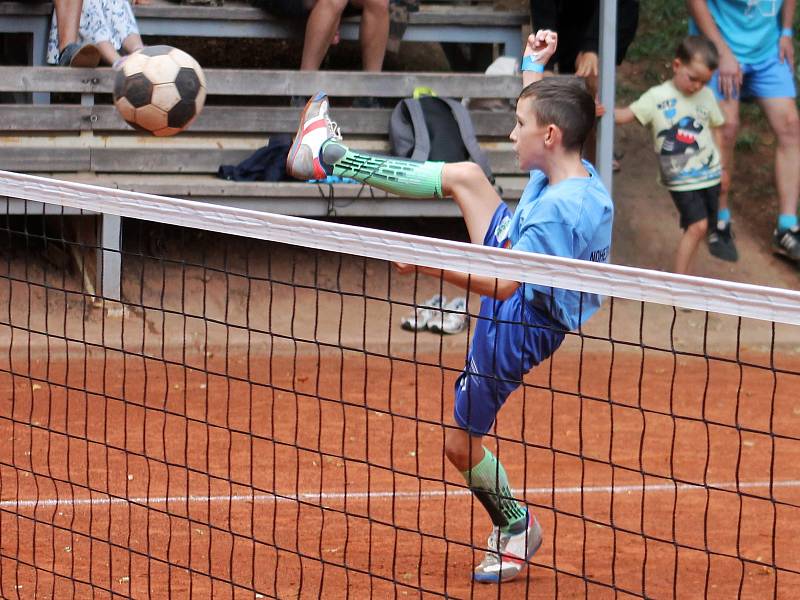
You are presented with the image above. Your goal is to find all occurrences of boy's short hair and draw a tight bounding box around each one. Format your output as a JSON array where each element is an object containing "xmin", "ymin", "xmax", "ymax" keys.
[
  {"xmin": 676, "ymin": 35, "xmax": 719, "ymax": 71},
  {"xmin": 518, "ymin": 78, "xmax": 595, "ymax": 153}
]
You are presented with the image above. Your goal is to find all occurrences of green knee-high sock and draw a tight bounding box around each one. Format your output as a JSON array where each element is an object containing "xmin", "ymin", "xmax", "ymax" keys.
[
  {"xmin": 321, "ymin": 140, "xmax": 444, "ymax": 198},
  {"xmin": 462, "ymin": 448, "xmax": 528, "ymax": 534}
]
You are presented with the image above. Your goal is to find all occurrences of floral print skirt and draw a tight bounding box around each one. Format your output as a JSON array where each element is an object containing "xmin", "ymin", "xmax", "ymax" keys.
[{"xmin": 47, "ymin": 0, "xmax": 139, "ymax": 64}]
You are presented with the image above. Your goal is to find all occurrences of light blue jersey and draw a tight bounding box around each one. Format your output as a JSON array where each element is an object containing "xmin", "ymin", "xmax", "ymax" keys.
[
  {"xmin": 689, "ymin": 0, "xmax": 783, "ymax": 65},
  {"xmin": 508, "ymin": 161, "xmax": 614, "ymax": 331}
]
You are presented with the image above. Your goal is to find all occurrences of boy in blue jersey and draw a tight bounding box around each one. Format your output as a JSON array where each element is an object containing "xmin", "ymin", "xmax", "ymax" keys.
[
  {"xmin": 286, "ymin": 29, "xmax": 614, "ymax": 583},
  {"xmin": 688, "ymin": 0, "xmax": 800, "ymax": 263}
]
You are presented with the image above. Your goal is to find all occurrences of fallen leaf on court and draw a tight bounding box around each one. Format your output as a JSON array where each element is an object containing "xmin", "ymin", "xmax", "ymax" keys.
[
  {"xmin": 409, "ymin": 451, "xmax": 416, "ymax": 457},
  {"xmin": 256, "ymin": 594, "xmax": 265, "ymax": 599},
  {"xmin": 32, "ymin": 384, "xmax": 41, "ymax": 391},
  {"xmin": 118, "ymin": 576, "xmax": 130, "ymax": 584},
  {"xmin": 194, "ymin": 528, "xmax": 204, "ymax": 535},
  {"xmin": 200, "ymin": 383, "xmax": 207, "ymax": 389},
  {"xmin": 743, "ymin": 440, "xmax": 755, "ymax": 447},
  {"xmin": 64, "ymin": 546, "xmax": 71, "ymax": 553},
  {"xmin": 127, "ymin": 474, "xmax": 134, "ymax": 480}
]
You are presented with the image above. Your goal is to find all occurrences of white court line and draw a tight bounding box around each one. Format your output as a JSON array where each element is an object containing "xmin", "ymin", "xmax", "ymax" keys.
[{"xmin": 2, "ymin": 480, "xmax": 799, "ymax": 510}]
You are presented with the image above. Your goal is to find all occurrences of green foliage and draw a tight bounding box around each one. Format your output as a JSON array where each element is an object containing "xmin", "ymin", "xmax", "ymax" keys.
[
  {"xmin": 626, "ymin": 0, "xmax": 688, "ymax": 62},
  {"xmin": 734, "ymin": 129, "xmax": 758, "ymax": 152}
]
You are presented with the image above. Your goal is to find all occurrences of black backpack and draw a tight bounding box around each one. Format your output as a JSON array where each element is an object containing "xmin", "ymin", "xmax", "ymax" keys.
[{"xmin": 389, "ymin": 93, "xmax": 494, "ymax": 182}]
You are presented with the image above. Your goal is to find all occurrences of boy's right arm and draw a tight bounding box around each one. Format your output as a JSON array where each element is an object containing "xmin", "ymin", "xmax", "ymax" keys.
[{"xmin": 614, "ymin": 106, "xmax": 637, "ymax": 125}]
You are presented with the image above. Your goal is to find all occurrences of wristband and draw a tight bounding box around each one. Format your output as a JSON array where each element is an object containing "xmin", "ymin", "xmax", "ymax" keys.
[
  {"xmin": 781, "ymin": 27, "xmax": 793, "ymax": 37},
  {"xmin": 521, "ymin": 55, "xmax": 545, "ymax": 73}
]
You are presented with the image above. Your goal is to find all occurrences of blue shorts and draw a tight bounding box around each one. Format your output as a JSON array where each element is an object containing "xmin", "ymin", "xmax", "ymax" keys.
[
  {"xmin": 453, "ymin": 203, "xmax": 565, "ymax": 435},
  {"xmin": 709, "ymin": 55, "xmax": 797, "ymax": 101}
]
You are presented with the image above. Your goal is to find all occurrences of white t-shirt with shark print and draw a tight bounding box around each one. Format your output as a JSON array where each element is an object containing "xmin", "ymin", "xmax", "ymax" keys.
[{"xmin": 630, "ymin": 80, "xmax": 725, "ymax": 192}]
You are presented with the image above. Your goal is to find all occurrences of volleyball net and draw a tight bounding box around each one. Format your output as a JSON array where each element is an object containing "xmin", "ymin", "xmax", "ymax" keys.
[{"xmin": 0, "ymin": 170, "xmax": 799, "ymax": 599}]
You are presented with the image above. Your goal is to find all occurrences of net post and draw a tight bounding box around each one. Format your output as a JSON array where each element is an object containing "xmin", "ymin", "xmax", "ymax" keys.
[
  {"xmin": 99, "ymin": 212, "xmax": 121, "ymax": 301},
  {"xmin": 596, "ymin": 0, "xmax": 618, "ymax": 193}
]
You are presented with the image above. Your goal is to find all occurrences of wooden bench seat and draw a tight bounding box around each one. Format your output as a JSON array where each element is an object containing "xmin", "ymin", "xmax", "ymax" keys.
[
  {"xmin": 0, "ymin": 0, "xmax": 527, "ymax": 69},
  {"xmin": 0, "ymin": 67, "xmax": 522, "ymax": 194}
]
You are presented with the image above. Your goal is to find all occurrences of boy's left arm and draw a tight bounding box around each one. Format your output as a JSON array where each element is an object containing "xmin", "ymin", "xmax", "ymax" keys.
[{"xmin": 394, "ymin": 264, "xmax": 520, "ymax": 300}]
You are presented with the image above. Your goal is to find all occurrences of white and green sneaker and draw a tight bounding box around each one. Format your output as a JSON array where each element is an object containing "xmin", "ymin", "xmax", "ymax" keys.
[{"xmin": 473, "ymin": 511, "xmax": 543, "ymax": 583}]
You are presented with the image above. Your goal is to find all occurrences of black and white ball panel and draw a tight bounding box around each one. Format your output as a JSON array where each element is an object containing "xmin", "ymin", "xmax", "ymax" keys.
[{"xmin": 112, "ymin": 45, "xmax": 207, "ymax": 137}]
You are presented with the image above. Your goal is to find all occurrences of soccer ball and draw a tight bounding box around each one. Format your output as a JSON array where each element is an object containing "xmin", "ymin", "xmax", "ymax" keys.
[{"xmin": 113, "ymin": 45, "xmax": 207, "ymax": 137}]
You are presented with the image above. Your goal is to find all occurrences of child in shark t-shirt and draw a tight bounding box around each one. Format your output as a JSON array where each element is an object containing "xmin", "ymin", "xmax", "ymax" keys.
[{"xmin": 615, "ymin": 35, "xmax": 726, "ymax": 275}]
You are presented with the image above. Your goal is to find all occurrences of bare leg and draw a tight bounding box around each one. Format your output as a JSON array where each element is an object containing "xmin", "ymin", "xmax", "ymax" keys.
[
  {"xmin": 440, "ymin": 162, "xmax": 503, "ymax": 245},
  {"xmin": 351, "ymin": 0, "xmax": 389, "ymax": 72},
  {"xmin": 717, "ymin": 97, "xmax": 740, "ymax": 218},
  {"xmin": 95, "ymin": 40, "xmax": 120, "ymax": 65},
  {"xmin": 674, "ymin": 219, "xmax": 708, "ymax": 274},
  {"xmin": 121, "ymin": 33, "xmax": 144, "ymax": 55},
  {"xmin": 757, "ymin": 96, "xmax": 800, "ymax": 219},
  {"xmin": 445, "ymin": 427, "xmax": 485, "ymax": 471},
  {"xmin": 54, "ymin": 0, "xmax": 83, "ymax": 50},
  {"xmin": 301, "ymin": 0, "xmax": 347, "ymax": 70}
]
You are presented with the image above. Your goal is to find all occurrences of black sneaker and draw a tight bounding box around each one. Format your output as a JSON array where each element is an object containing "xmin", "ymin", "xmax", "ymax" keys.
[
  {"xmin": 708, "ymin": 222, "xmax": 739, "ymax": 262},
  {"xmin": 57, "ymin": 42, "xmax": 101, "ymax": 67},
  {"xmin": 773, "ymin": 226, "xmax": 800, "ymax": 261}
]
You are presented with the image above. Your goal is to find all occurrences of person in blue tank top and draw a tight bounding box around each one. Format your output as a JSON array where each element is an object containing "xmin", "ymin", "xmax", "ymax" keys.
[
  {"xmin": 688, "ymin": 0, "xmax": 800, "ymax": 264},
  {"xmin": 286, "ymin": 29, "xmax": 614, "ymax": 584}
]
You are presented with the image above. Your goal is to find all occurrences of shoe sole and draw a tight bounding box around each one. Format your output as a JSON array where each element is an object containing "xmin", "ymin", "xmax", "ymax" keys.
[
  {"xmin": 429, "ymin": 320, "xmax": 467, "ymax": 335},
  {"xmin": 69, "ymin": 44, "xmax": 101, "ymax": 68},
  {"xmin": 772, "ymin": 245, "xmax": 800, "ymax": 262},
  {"xmin": 286, "ymin": 92, "xmax": 325, "ymax": 179}
]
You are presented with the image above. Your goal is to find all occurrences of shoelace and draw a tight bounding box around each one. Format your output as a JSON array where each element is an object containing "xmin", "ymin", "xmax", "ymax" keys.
[
  {"xmin": 482, "ymin": 528, "xmax": 510, "ymax": 565},
  {"xmin": 327, "ymin": 119, "xmax": 342, "ymax": 140}
]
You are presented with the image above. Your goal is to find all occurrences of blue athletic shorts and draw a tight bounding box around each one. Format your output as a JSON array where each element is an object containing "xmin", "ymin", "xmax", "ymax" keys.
[
  {"xmin": 709, "ymin": 54, "xmax": 797, "ymax": 101},
  {"xmin": 453, "ymin": 202, "xmax": 566, "ymax": 435}
]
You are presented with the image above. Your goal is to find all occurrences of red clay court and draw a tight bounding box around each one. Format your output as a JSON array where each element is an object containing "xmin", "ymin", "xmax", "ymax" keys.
[{"xmin": 1, "ymin": 223, "xmax": 799, "ymax": 599}]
